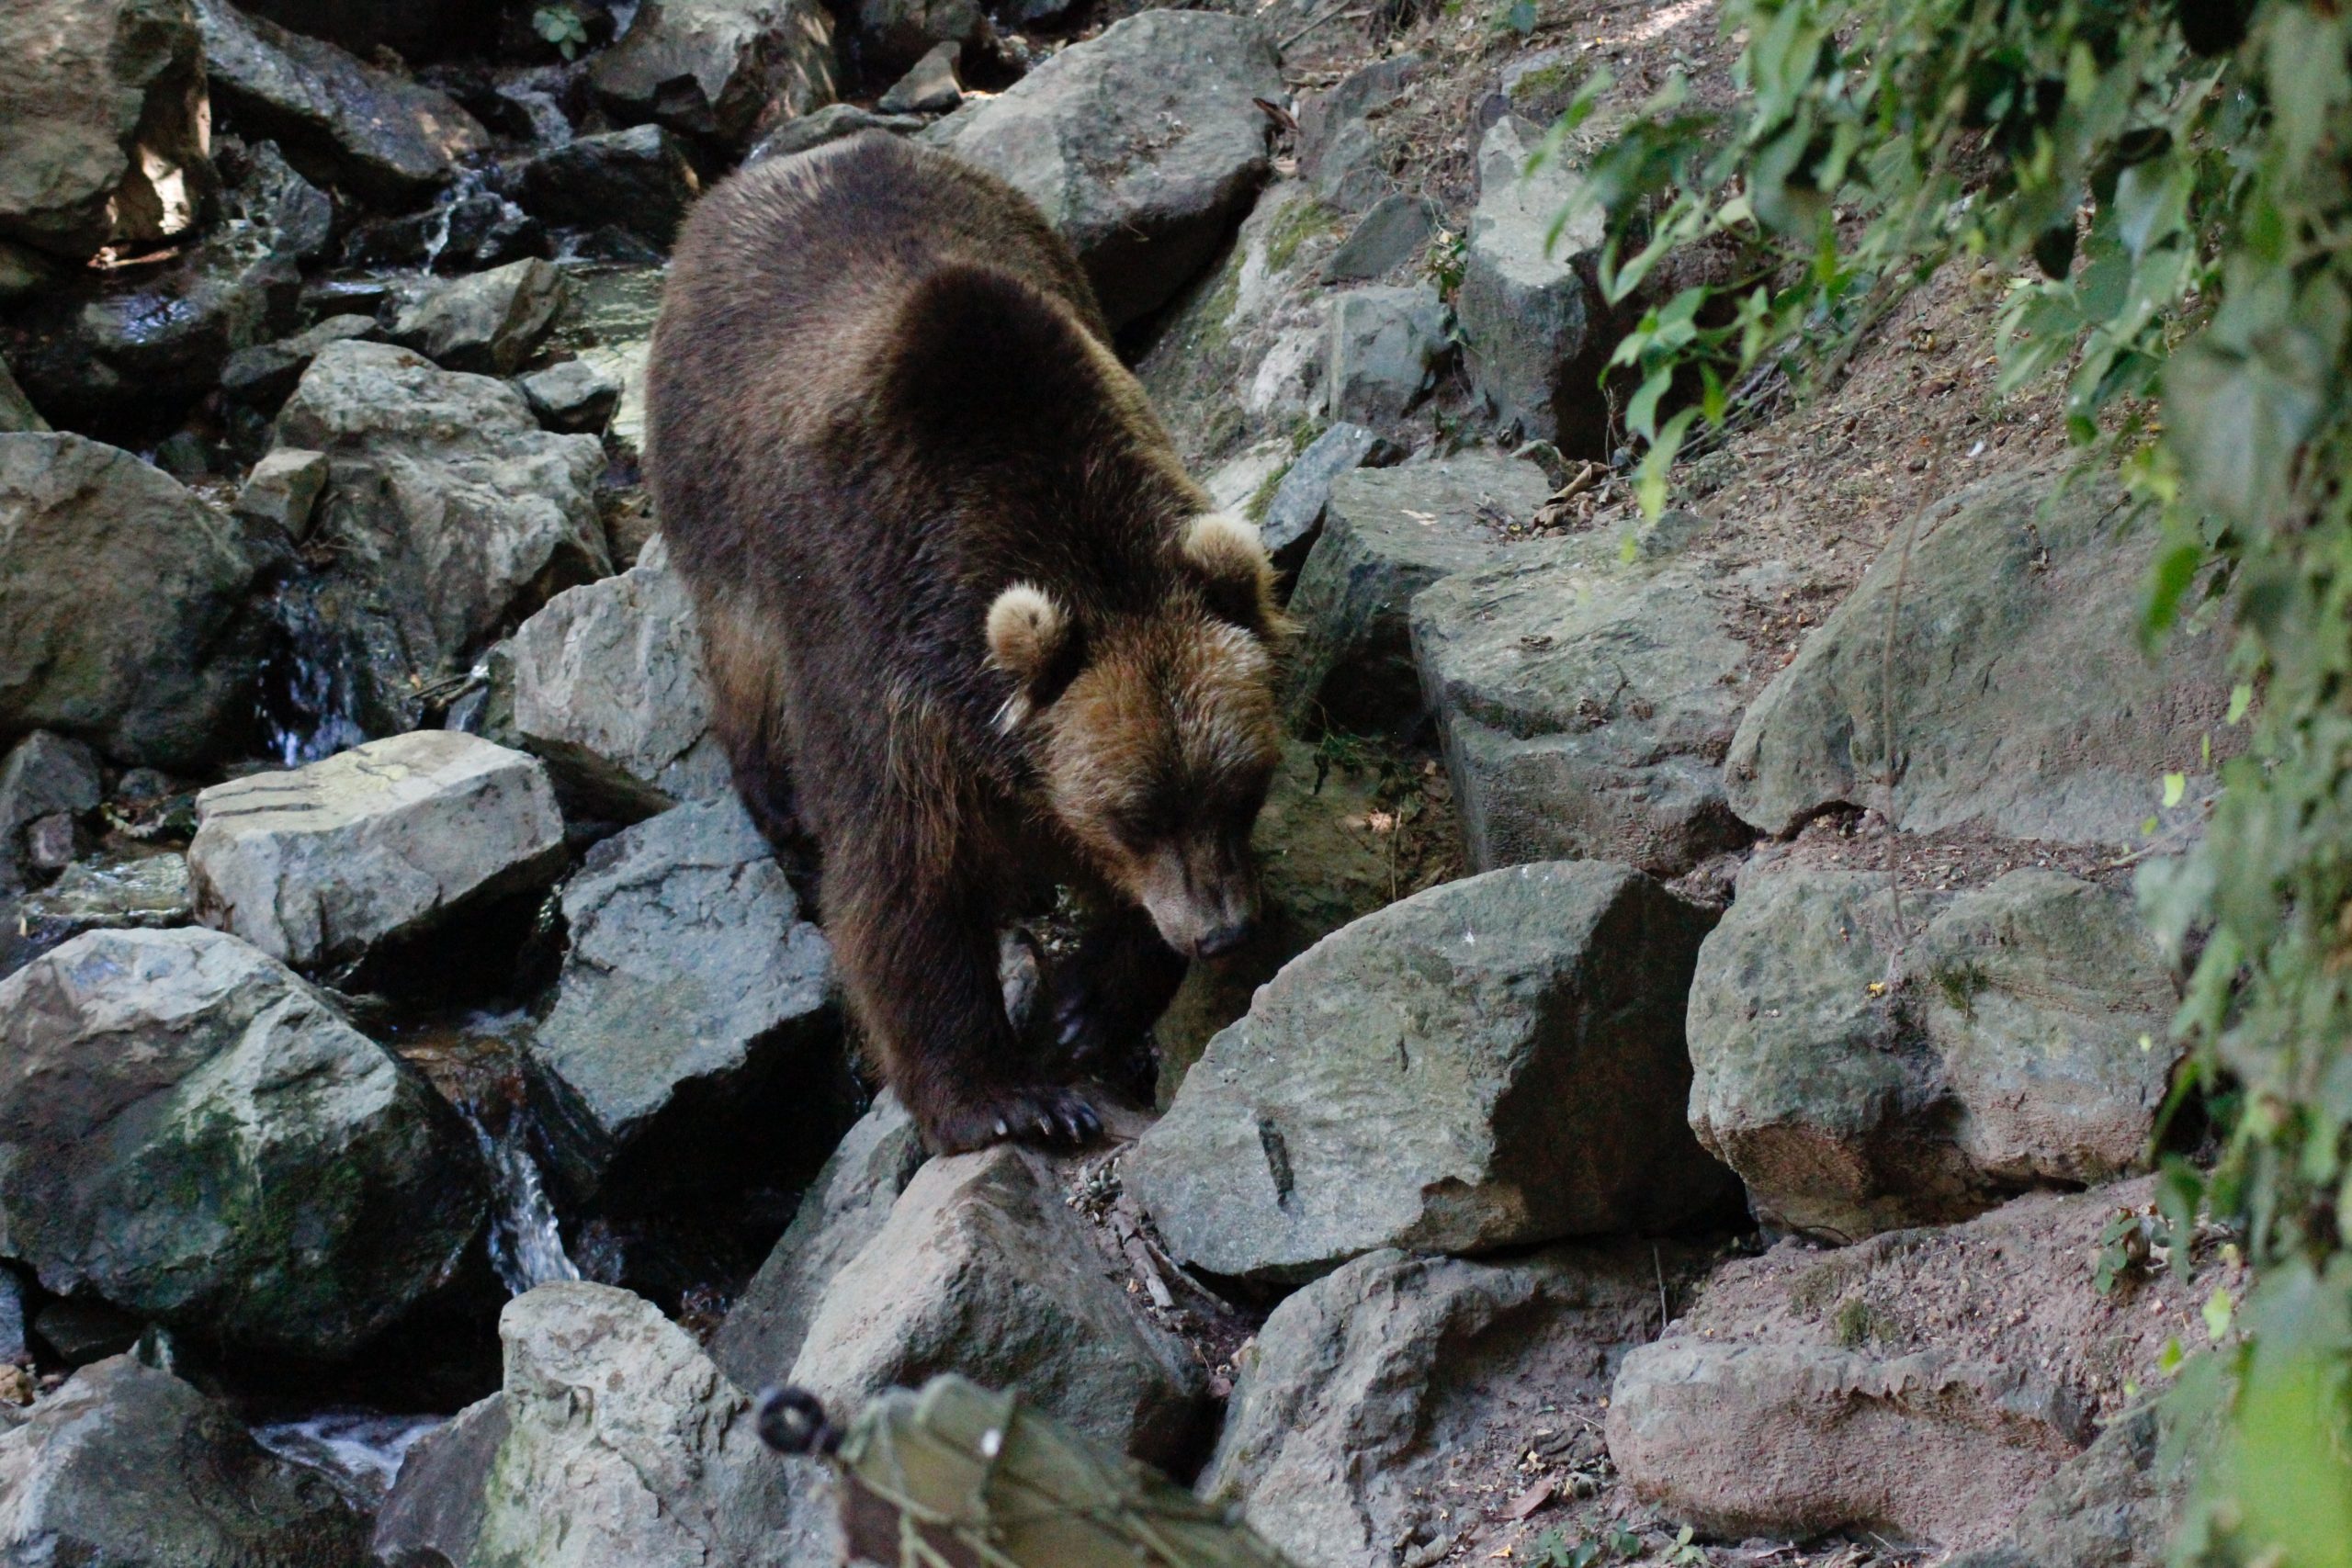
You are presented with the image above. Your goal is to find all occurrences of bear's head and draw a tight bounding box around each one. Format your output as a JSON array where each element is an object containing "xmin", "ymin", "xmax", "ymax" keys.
[{"xmin": 987, "ymin": 513, "xmax": 1286, "ymax": 959}]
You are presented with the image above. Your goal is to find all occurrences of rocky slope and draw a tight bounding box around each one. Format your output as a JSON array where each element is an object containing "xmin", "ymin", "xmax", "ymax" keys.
[{"xmin": 0, "ymin": 1, "xmax": 2222, "ymax": 1566}]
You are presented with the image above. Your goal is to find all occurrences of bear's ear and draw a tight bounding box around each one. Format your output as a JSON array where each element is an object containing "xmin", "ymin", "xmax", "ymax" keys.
[
  {"xmin": 1178, "ymin": 512, "xmax": 1287, "ymax": 638},
  {"xmin": 985, "ymin": 581, "xmax": 1080, "ymax": 730}
]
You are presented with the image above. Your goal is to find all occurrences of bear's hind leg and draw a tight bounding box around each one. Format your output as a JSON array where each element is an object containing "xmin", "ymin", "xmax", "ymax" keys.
[{"xmin": 830, "ymin": 872, "xmax": 1103, "ymax": 1154}]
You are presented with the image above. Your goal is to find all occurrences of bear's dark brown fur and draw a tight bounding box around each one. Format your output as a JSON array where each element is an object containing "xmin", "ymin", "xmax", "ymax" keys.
[{"xmin": 647, "ymin": 133, "xmax": 1286, "ymax": 1153}]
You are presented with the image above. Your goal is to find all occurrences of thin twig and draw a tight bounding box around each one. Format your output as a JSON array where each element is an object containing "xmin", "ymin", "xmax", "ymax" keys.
[
  {"xmin": 1652, "ymin": 1244, "xmax": 1669, "ymax": 1340},
  {"xmin": 1280, "ymin": 0, "xmax": 1364, "ymax": 48}
]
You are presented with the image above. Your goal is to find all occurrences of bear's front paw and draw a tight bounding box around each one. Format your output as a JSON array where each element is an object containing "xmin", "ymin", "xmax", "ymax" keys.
[{"xmin": 922, "ymin": 1085, "xmax": 1102, "ymax": 1154}]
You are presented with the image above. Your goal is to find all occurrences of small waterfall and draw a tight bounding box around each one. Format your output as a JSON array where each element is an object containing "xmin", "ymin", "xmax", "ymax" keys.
[
  {"xmin": 255, "ymin": 579, "xmax": 368, "ymax": 767},
  {"xmin": 418, "ymin": 167, "xmax": 492, "ymax": 274},
  {"xmin": 254, "ymin": 1412, "xmax": 445, "ymax": 1508},
  {"xmin": 504, "ymin": 86, "xmax": 573, "ymax": 149},
  {"xmin": 464, "ymin": 1104, "xmax": 582, "ymax": 1297}
]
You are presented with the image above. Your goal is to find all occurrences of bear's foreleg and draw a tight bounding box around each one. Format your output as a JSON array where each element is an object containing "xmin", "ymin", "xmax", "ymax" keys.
[
  {"xmin": 1049, "ymin": 906, "xmax": 1187, "ymax": 1101},
  {"xmin": 829, "ymin": 869, "xmax": 1104, "ymax": 1154}
]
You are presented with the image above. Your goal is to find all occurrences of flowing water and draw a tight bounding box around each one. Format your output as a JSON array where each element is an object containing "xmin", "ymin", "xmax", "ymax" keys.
[
  {"xmin": 469, "ymin": 1106, "xmax": 582, "ymax": 1296},
  {"xmin": 254, "ymin": 577, "xmax": 368, "ymax": 767},
  {"xmin": 254, "ymin": 1412, "xmax": 447, "ymax": 1509}
]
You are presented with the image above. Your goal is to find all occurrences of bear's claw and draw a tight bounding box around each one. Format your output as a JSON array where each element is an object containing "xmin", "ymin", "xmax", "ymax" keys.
[{"xmin": 925, "ymin": 1086, "xmax": 1102, "ymax": 1154}]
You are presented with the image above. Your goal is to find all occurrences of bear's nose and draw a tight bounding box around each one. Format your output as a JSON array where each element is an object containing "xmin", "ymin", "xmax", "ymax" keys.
[{"xmin": 1194, "ymin": 918, "xmax": 1254, "ymax": 958}]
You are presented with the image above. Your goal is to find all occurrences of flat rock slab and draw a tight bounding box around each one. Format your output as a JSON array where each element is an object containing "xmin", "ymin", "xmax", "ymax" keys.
[
  {"xmin": 1, "ymin": 852, "xmax": 191, "ymax": 980},
  {"xmin": 508, "ymin": 543, "xmax": 730, "ymax": 820},
  {"xmin": 0, "ymin": 1354, "xmax": 366, "ymax": 1567},
  {"xmin": 1413, "ymin": 546, "xmax": 1758, "ymax": 876},
  {"xmin": 1607, "ymin": 1179, "xmax": 2200, "ymax": 1551},
  {"xmin": 590, "ymin": 0, "xmax": 839, "ymax": 148},
  {"xmin": 1127, "ymin": 861, "xmax": 1738, "ymax": 1282},
  {"xmin": 0, "ymin": 434, "xmax": 261, "ymax": 772},
  {"xmin": 1258, "ymin": 421, "xmax": 1386, "ymax": 570},
  {"xmin": 190, "ymin": 731, "xmax": 567, "ymax": 973},
  {"xmin": 1205, "ymin": 1244, "xmax": 1683, "ymax": 1568},
  {"xmin": 195, "ymin": 0, "xmax": 487, "ymax": 205},
  {"xmin": 0, "ymin": 928, "xmax": 484, "ymax": 1356},
  {"xmin": 1284, "ymin": 451, "xmax": 1553, "ymax": 733},
  {"xmin": 1725, "ymin": 463, "xmax": 2234, "ymax": 847},
  {"xmin": 1685, "ymin": 863, "xmax": 2182, "ymax": 1240},
  {"xmin": 926, "ymin": 12, "xmax": 1282, "ymax": 328},
  {"xmin": 788, "ymin": 1145, "xmax": 1207, "ymax": 1470},
  {"xmin": 527, "ymin": 797, "xmax": 840, "ymax": 1197}
]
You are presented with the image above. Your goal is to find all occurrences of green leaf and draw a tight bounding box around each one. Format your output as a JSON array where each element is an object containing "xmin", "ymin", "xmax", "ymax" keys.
[
  {"xmin": 1625, "ymin": 366, "xmax": 1674, "ymax": 442},
  {"xmin": 2228, "ymin": 682, "xmax": 2253, "ymax": 724},
  {"xmin": 2164, "ymin": 334, "xmax": 2325, "ymax": 526},
  {"xmin": 2163, "ymin": 773, "xmax": 2187, "ymax": 808},
  {"xmin": 2203, "ymin": 1286, "xmax": 2235, "ymax": 1343}
]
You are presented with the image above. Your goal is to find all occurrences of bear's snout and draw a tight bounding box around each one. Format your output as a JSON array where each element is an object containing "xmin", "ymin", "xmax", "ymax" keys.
[{"xmin": 1139, "ymin": 841, "xmax": 1261, "ymax": 960}]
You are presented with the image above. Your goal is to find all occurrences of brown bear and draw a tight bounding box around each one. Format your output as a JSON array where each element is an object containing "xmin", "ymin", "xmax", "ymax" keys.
[{"xmin": 646, "ymin": 132, "xmax": 1287, "ymax": 1154}]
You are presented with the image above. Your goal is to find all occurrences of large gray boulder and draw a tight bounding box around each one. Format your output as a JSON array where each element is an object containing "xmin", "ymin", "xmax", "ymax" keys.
[
  {"xmin": 369, "ymin": 1395, "xmax": 506, "ymax": 1568},
  {"xmin": 0, "ymin": 1354, "xmax": 366, "ymax": 1567},
  {"xmin": 274, "ymin": 340, "xmax": 610, "ymax": 728},
  {"xmin": 189, "ymin": 732, "xmax": 568, "ymax": 974},
  {"xmin": 1204, "ymin": 1245, "xmax": 1677, "ymax": 1568},
  {"xmin": 711, "ymin": 1096, "xmax": 926, "ymax": 1390},
  {"xmin": 590, "ymin": 0, "xmax": 839, "ymax": 149},
  {"xmin": 0, "ymin": 928, "xmax": 484, "ymax": 1356},
  {"xmin": 508, "ymin": 542, "xmax": 730, "ymax": 820},
  {"xmin": 788, "ymin": 1145, "xmax": 1208, "ymax": 1470},
  {"xmin": 0, "ymin": 434, "xmax": 261, "ymax": 771},
  {"xmin": 1126, "ymin": 862, "xmax": 1737, "ymax": 1283},
  {"xmin": 468, "ymin": 1282, "xmax": 832, "ymax": 1568},
  {"xmin": 1685, "ymin": 863, "xmax": 2182, "ymax": 1240},
  {"xmin": 1283, "ymin": 452, "xmax": 1552, "ymax": 732},
  {"xmin": 1607, "ymin": 1179, "xmax": 2197, "ymax": 1551},
  {"xmin": 1949, "ymin": 1405, "xmax": 2199, "ymax": 1568},
  {"xmin": 389, "ymin": 259, "xmax": 567, "ymax": 377},
  {"xmin": 0, "ymin": 0, "xmax": 215, "ymax": 262},
  {"xmin": 925, "ymin": 12, "xmax": 1283, "ymax": 328},
  {"xmin": 1725, "ymin": 465, "xmax": 2234, "ymax": 846},
  {"xmin": 1411, "ymin": 545, "xmax": 1757, "ymax": 876},
  {"xmin": 527, "ymin": 798, "xmax": 840, "ymax": 1197},
  {"xmin": 1457, "ymin": 117, "xmax": 1610, "ymax": 446},
  {"xmin": 195, "ymin": 0, "xmax": 489, "ymax": 205}
]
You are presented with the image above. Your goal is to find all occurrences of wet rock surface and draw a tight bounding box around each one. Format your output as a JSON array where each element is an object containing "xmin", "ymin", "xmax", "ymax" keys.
[
  {"xmin": 518, "ymin": 126, "xmax": 703, "ymax": 247},
  {"xmin": 0, "ymin": 1353, "xmax": 368, "ymax": 1568},
  {"xmin": 0, "ymin": 852, "xmax": 192, "ymax": 979},
  {"xmin": 925, "ymin": 12, "xmax": 1283, "ymax": 327},
  {"xmin": 1128, "ymin": 862, "xmax": 1737, "ymax": 1282},
  {"xmin": 189, "ymin": 731, "xmax": 567, "ymax": 973},
  {"xmin": 0, "ymin": 928, "xmax": 484, "ymax": 1356}
]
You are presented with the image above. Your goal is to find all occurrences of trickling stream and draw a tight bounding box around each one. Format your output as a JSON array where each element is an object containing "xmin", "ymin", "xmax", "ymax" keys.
[
  {"xmin": 468, "ymin": 1106, "xmax": 582, "ymax": 1297},
  {"xmin": 254, "ymin": 1413, "xmax": 446, "ymax": 1509},
  {"xmin": 254, "ymin": 577, "xmax": 368, "ymax": 767}
]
